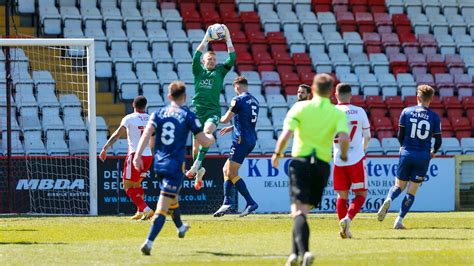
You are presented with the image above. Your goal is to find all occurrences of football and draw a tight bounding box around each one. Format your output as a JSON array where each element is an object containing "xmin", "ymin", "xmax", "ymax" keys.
[{"xmin": 208, "ymin": 24, "xmax": 226, "ymax": 41}]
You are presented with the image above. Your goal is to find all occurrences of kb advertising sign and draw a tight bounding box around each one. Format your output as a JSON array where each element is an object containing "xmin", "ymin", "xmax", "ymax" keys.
[
  {"xmin": 238, "ymin": 157, "xmax": 455, "ymax": 213},
  {"xmin": 97, "ymin": 157, "xmax": 227, "ymax": 215}
]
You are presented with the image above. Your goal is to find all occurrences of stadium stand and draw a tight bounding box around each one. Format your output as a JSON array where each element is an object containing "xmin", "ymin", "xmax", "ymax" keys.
[{"xmin": 0, "ymin": 0, "xmax": 472, "ymax": 155}]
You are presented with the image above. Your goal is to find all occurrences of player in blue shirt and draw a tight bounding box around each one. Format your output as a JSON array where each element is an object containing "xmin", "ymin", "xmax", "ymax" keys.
[
  {"xmin": 133, "ymin": 81, "xmax": 215, "ymax": 255},
  {"xmin": 377, "ymin": 85, "xmax": 442, "ymax": 229},
  {"xmin": 213, "ymin": 76, "xmax": 260, "ymax": 217}
]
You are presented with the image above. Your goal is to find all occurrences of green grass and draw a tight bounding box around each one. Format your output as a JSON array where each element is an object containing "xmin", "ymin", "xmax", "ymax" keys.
[{"xmin": 1, "ymin": 212, "xmax": 473, "ymax": 265}]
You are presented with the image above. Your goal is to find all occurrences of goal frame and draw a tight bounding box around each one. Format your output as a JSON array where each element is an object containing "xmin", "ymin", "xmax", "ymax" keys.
[{"xmin": 0, "ymin": 38, "xmax": 97, "ymax": 215}]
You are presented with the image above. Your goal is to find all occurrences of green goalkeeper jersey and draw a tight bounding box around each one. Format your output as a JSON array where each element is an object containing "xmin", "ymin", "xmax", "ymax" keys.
[{"xmin": 192, "ymin": 50, "xmax": 236, "ymax": 119}]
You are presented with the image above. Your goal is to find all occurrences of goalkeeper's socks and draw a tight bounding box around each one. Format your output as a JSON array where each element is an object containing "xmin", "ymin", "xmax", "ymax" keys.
[
  {"xmin": 399, "ymin": 193, "xmax": 415, "ymax": 218},
  {"xmin": 126, "ymin": 188, "xmax": 148, "ymax": 212},
  {"xmin": 168, "ymin": 205, "xmax": 183, "ymax": 228},
  {"xmin": 147, "ymin": 213, "xmax": 166, "ymax": 242},
  {"xmin": 336, "ymin": 198, "xmax": 348, "ymax": 220},
  {"xmin": 347, "ymin": 195, "xmax": 366, "ymax": 220},
  {"xmin": 387, "ymin": 186, "xmax": 402, "ymax": 201},
  {"xmin": 223, "ymin": 179, "xmax": 233, "ymax": 205},
  {"xmin": 294, "ymin": 214, "xmax": 310, "ymax": 254},
  {"xmin": 194, "ymin": 146, "xmax": 209, "ymax": 169},
  {"xmin": 233, "ymin": 177, "xmax": 256, "ymax": 205}
]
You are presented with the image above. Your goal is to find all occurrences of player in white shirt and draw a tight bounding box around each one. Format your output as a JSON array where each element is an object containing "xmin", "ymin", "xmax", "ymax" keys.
[
  {"xmin": 99, "ymin": 96, "xmax": 155, "ymax": 220},
  {"xmin": 333, "ymin": 84, "xmax": 371, "ymax": 239}
]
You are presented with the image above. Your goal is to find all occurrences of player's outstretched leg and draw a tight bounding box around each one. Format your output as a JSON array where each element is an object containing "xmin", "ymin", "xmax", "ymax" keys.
[
  {"xmin": 340, "ymin": 191, "xmax": 366, "ymax": 238},
  {"xmin": 235, "ymin": 176, "xmax": 258, "ymax": 217},
  {"xmin": 377, "ymin": 183, "xmax": 404, "ymax": 221},
  {"xmin": 141, "ymin": 211, "xmax": 166, "ymax": 256},
  {"xmin": 125, "ymin": 183, "xmax": 153, "ymax": 220},
  {"xmin": 394, "ymin": 182, "xmax": 418, "ymax": 229}
]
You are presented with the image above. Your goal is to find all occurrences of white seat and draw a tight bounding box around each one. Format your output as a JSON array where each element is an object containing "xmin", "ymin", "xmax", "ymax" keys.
[
  {"xmin": 131, "ymin": 49, "xmax": 154, "ymax": 72},
  {"xmin": 279, "ymin": 11, "xmax": 299, "ymax": 33},
  {"xmin": 121, "ymin": 3, "xmax": 143, "ymax": 30},
  {"xmin": 162, "ymin": 9, "xmax": 183, "ymax": 31},
  {"xmin": 344, "ymin": 32, "xmax": 364, "ymax": 54},
  {"xmin": 461, "ymin": 138, "xmax": 474, "ymax": 154},
  {"xmin": 59, "ymin": 94, "xmax": 81, "ymax": 109},
  {"xmin": 447, "ymin": 14, "xmax": 467, "ymax": 36},
  {"xmin": 369, "ymin": 53, "xmax": 389, "ymax": 74},
  {"xmin": 350, "ymin": 53, "xmax": 370, "ymax": 75},
  {"xmin": 241, "ymin": 71, "xmax": 262, "ymax": 86},
  {"xmin": 261, "ymin": 71, "xmax": 281, "ymax": 87},
  {"xmin": 305, "ymin": 31, "xmax": 325, "ymax": 55},
  {"xmin": 317, "ymin": 12, "xmax": 337, "ymax": 33},
  {"xmin": 409, "ymin": 13, "xmax": 430, "ymax": 35},
  {"xmin": 331, "ymin": 53, "xmax": 351, "ymax": 75},
  {"xmin": 422, "ymin": 0, "xmax": 441, "ymax": 16},
  {"xmin": 141, "ymin": 2, "xmax": 163, "ymax": 29},
  {"xmin": 42, "ymin": 107, "xmax": 64, "ymax": 132},
  {"xmin": 19, "ymin": 107, "xmax": 42, "ymax": 131},
  {"xmin": 377, "ymin": 73, "xmax": 399, "ymax": 98},
  {"xmin": 24, "ymin": 131, "xmax": 47, "ymax": 155},
  {"xmin": 106, "ymin": 27, "xmax": 128, "ymax": 51},
  {"xmin": 46, "ymin": 130, "xmax": 69, "ymax": 155},
  {"xmin": 39, "ymin": 6, "xmax": 62, "ymax": 35},
  {"xmin": 259, "ymin": 138, "xmax": 277, "ymax": 154},
  {"xmin": 360, "ymin": 74, "xmax": 380, "ymax": 96},
  {"xmin": 311, "ymin": 53, "xmax": 332, "ymax": 73},
  {"xmin": 441, "ymin": 0, "xmax": 459, "ymax": 16},
  {"xmin": 454, "ymin": 34, "xmax": 474, "ymax": 57},
  {"xmin": 324, "ymin": 32, "xmax": 345, "ymax": 55},
  {"xmin": 1, "ymin": 131, "xmax": 24, "ymax": 155},
  {"xmin": 95, "ymin": 116, "xmax": 109, "ymax": 132},
  {"xmin": 157, "ymin": 70, "xmax": 179, "ymax": 90},
  {"xmin": 81, "ymin": 6, "xmax": 103, "ymax": 29},
  {"xmin": 284, "ymin": 31, "xmax": 307, "ymax": 54},
  {"xmin": 441, "ymin": 137, "xmax": 462, "ymax": 155},
  {"xmin": 405, "ymin": 0, "xmax": 422, "ymax": 16},
  {"xmin": 127, "ymin": 28, "xmax": 149, "ymax": 51},
  {"xmin": 271, "ymin": 107, "xmax": 288, "ymax": 128},
  {"xmin": 116, "ymin": 71, "xmax": 139, "ymax": 100},
  {"xmin": 113, "ymin": 139, "xmax": 129, "ymax": 155},
  {"xmin": 18, "ymin": 0, "xmax": 35, "ymax": 13},
  {"xmin": 381, "ymin": 137, "xmax": 400, "ymax": 155},
  {"xmin": 101, "ymin": 6, "xmax": 123, "ymax": 29},
  {"xmin": 459, "ymin": 0, "xmax": 474, "ymax": 17},
  {"xmin": 36, "ymin": 83, "xmax": 60, "ymax": 109},
  {"xmin": 260, "ymin": 11, "xmax": 281, "ymax": 33},
  {"xmin": 63, "ymin": 107, "xmax": 86, "ymax": 132},
  {"xmin": 386, "ymin": 0, "xmax": 404, "ymax": 14},
  {"xmin": 366, "ymin": 138, "xmax": 384, "ymax": 155},
  {"xmin": 337, "ymin": 73, "xmax": 360, "ymax": 95},
  {"xmin": 69, "ymin": 131, "xmax": 89, "ymax": 155},
  {"xmin": 266, "ymin": 94, "xmax": 287, "ymax": 109},
  {"xmin": 15, "ymin": 84, "xmax": 38, "ymax": 108},
  {"xmin": 298, "ymin": 11, "xmax": 318, "ymax": 33},
  {"xmin": 397, "ymin": 73, "xmax": 417, "ymax": 94},
  {"xmin": 60, "ymin": 6, "xmax": 82, "ymax": 30}
]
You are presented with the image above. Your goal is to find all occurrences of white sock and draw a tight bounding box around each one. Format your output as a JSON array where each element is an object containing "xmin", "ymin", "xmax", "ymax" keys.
[
  {"xmin": 144, "ymin": 239, "xmax": 153, "ymax": 247},
  {"xmin": 192, "ymin": 159, "xmax": 202, "ymax": 169},
  {"xmin": 178, "ymin": 224, "xmax": 186, "ymax": 232},
  {"xmin": 144, "ymin": 206, "xmax": 151, "ymax": 212},
  {"xmin": 395, "ymin": 216, "xmax": 403, "ymax": 225}
]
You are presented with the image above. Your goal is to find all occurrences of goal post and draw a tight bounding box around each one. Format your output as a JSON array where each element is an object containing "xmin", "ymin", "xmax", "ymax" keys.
[{"xmin": 0, "ymin": 38, "xmax": 97, "ymax": 215}]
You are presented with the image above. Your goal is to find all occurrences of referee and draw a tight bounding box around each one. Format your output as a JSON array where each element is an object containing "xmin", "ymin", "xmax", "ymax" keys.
[{"xmin": 272, "ymin": 73, "xmax": 350, "ymax": 266}]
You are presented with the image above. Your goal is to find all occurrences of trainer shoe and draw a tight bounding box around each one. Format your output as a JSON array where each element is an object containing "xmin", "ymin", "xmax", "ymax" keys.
[
  {"xmin": 377, "ymin": 199, "xmax": 391, "ymax": 222},
  {"xmin": 239, "ymin": 203, "xmax": 259, "ymax": 217},
  {"xmin": 186, "ymin": 165, "xmax": 199, "ymax": 179},
  {"xmin": 131, "ymin": 212, "xmax": 143, "ymax": 220},
  {"xmin": 339, "ymin": 217, "xmax": 352, "ymax": 239},
  {"xmin": 285, "ymin": 253, "xmax": 298, "ymax": 266},
  {"xmin": 301, "ymin": 252, "xmax": 315, "ymax": 266},
  {"xmin": 140, "ymin": 242, "xmax": 152, "ymax": 256},
  {"xmin": 213, "ymin": 204, "xmax": 232, "ymax": 217},
  {"xmin": 177, "ymin": 223, "xmax": 190, "ymax": 238},
  {"xmin": 194, "ymin": 167, "xmax": 206, "ymax": 190},
  {"xmin": 393, "ymin": 222, "xmax": 406, "ymax": 230},
  {"xmin": 141, "ymin": 209, "xmax": 155, "ymax": 221}
]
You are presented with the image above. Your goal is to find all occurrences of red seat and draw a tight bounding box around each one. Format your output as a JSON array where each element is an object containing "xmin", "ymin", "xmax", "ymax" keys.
[
  {"xmin": 391, "ymin": 115, "xmax": 400, "ymax": 131},
  {"xmin": 445, "ymin": 54, "xmax": 465, "ymax": 75},
  {"xmin": 257, "ymin": 65, "xmax": 275, "ymax": 72},
  {"xmin": 200, "ymin": 7, "xmax": 220, "ymax": 24},
  {"xmin": 371, "ymin": 116, "xmax": 392, "ymax": 130},
  {"xmin": 355, "ymin": 12, "xmax": 375, "ymax": 33},
  {"xmin": 277, "ymin": 65, "xmax": 295, "ymax": 74},
  {"xmin": 280, "ymin": 72, "xmax": 301, "ymax": 86},
  {"xmin": 388, "ymin": 53, "xmax": 408, "ymax": 75},
  {"xmin": 392, "ymin": 14, "xmax": 412, "ymax": 34},
  {"xmin": 272, "ymin": 51, "xmax": 293, "ymax": 65},
  {"xmin": 299, "ymin": 71, "xmax": 316, "ymax": 85},
  {"xmin": 389, "ymin": 108, "xmax": 403, "ymax": 120},
  {"xmin": 234, "ymin": 43, "xmax": 249, "ymax": 53},
  {"xmin": 447, "ymin": 109, "xmax": 464, "ymax": 119},
  {"xmin": 244, "ymin": 23, "xmax": 263, "ymax": 35},
  {"xmin": 363, "ymin": 32, "xmax": 382, "ymax": 54},
  {"xmin": 296, "ymin": 65, "xmax": 314, "ymax": 76},
  {"xmin": 377, "ymin": 130, "xmax": 395, "ymax": 139},
  {"xmin": 313, "ymin": 0, "xmax": 332, "ymax": 12},
  {"xmin": 350, "ymin": 0, "xmax": 369, "ymax": 12},
  {"xmin": 441, "ymin": 117, "xmax": 454, "ymax": 134},
  {"xmin": 285, "ymin": 86, "xmax": 299, "ymax": 95},
  {"xmin": 247, "ymin": 31, "xmax": 266, "ymax": 44},
  {"xmin": 404, "ymin": 95, "xmax": 417, "ymax": 106},
  {"xmin": 368, "ymin": 0, "xmax": 387, "ymax": 13},
  {"xmin": 385, "ymin": 96, "xmax": 404, "ymax": 109},
  {"xmin": 270, "ymin": 44, "xmax": 288, "ymax": 53},
  {"xmin": 181, "ymin": 4, "xmax": 201, "ymax": 23},
  {"xmin": 450, "ymin": 117, "xmax": 472, "ymax": 139},
  {"xmin": 235, "ymin": 52, "xmax": 255, "ymax": 70},
  {"xmin": 399, "ymin": 32, "xmax": 419, "ymax": 54},
  {"xmin": 417, "ymin": 33, "xmax": 438, "ymax": 55},
  {"xmin": 252, "ymin": 51, "xmax": 274, "ymax": 66},
  {"xmin": 351, "ymin": 95, "xmax": 367, "ymax": 109},
  {"xmin": 230, "ymin": 30, "xmax": 248, "ymax": 44},
  {"xmin": 366, "ymin": 95, "xmax": 386, "ymax": 108},
  {"xmin": 209, "ymin": 42, "xmax": 227, "ymax": 51},
  {"xmin": 219, "ymin": 5, "xmax": 241, "ymax": 24},
  {"xmin": 427, "ymin": 54, "xmax": 447, "ymax": 74},
  {"xmin": 251, "ymin": 43, "xmax": 268, "ymax": 53},
  {"xmin": 292, "ymin": 53, "xmax": 312, "ymax": 65},
  {"xmin": 336, "ymin": 11, "xmax": 357, "ymax": 33},
  {"xmin": 240, "ymin": 11, "xmax": 260, "ymax": 23},
  {"xmin": 373, "ymin": 12, "xmax": 393, "ymax": 33},
  {"xmin": 266, "ymin": 32, "xmax": 287, "ymax": 44},
  {"xmin": 462, "ymin": 96, "xmax": 474, "ymax": 110},
  {"xmin": 370, "ymin": 108, "xmax": 387, "ymax": 118},
  {"xmin": 443, "ymin": 96, "xmax": 463, "ymax": 109}
]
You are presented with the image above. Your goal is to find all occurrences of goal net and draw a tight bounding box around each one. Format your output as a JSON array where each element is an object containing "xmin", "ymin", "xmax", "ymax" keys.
[{"xmin": 0, "ymin": 39, "xmax": 97, "ymax": 215}]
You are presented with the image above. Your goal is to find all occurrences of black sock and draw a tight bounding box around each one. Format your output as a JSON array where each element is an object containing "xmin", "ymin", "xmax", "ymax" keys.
[
  {"xmin": 294, "ymin": 214, "xmax": 310, "ymax": 254},
  {"xmin": 292, "ymin": 228, "xmax": 299, "ymax": 255},
  {"xmin": 168, "ymin": 206, "xmax": 183, "ymax": 228}
]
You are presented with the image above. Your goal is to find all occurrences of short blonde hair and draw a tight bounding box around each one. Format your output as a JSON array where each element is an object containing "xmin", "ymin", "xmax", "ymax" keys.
[
  {"xmin": 417, "ymin": 85, "xmax": 435, "ymax": 102},
  {"xmin": 204, "ymin": 51, "xmax": 216, "ymax": 57}
]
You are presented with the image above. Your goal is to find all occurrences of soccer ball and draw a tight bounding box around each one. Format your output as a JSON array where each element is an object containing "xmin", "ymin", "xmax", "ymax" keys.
[{"xmin": 208, "ymin": 24, "xmax": 226, "ymax": 41}]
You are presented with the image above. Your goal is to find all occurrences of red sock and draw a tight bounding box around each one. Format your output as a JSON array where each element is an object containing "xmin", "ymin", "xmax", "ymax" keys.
[
  {"xmin": 347, "ymin": 195, "xmax": 366, "ymax": 220},
  {"xmin": 336, "ymin": 198, "xmax": 348, "ymax": 220},
  {"xmin": 125, "ymin": 188, "xmax": 148, "ymax": 212}
]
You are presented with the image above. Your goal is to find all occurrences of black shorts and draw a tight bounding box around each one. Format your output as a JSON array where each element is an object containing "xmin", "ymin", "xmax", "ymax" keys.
[{"xmin": 288, "ymin": 156, "xmax": 330, "ymax": 207}]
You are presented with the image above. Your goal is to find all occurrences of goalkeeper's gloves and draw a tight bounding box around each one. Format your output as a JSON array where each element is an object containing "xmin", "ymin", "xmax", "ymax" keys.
[{"xmin": 223, "ymin": 24, "xmax": 233, "ymax": 47}]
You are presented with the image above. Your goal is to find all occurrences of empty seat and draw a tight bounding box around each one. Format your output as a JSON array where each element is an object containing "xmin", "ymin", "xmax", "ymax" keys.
[
  {"xmin": 366, "ymin": 138, "xmax": 384, "ymax": 155},
  {"xmin": 441, "ymin": 137, "xmax": 462, "ymax": 155},
  {"xmin": 19, "ymin": 107, "xmax": 42, "ymax": 131},
  {"xmin": 69, "ymin": 131, "xmax": 89, "ymax": 155},
  {"xmin": 23, "ymin": 131, "xmax": 47, "ymax": 155},
  {"xmin": 461, "ymin": 138, "xmax": 474, "ymax": 154},
  {"xmin": 46, "ymin": 130, "xmax": 69, "ymax": 155},
  {"xmin": 381, "ymin": 137, "xmax": 400, "ymax": 155}
]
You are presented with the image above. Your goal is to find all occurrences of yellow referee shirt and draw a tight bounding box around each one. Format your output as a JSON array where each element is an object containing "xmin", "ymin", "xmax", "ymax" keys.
[{"xmin": 283, "ymin": 95, "xmax": 349, "ymax": 163}]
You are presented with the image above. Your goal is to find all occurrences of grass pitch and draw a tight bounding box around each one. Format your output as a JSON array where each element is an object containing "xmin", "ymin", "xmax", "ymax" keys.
[{"xmin": 1, "ymin": 212, "xmax": 473, "ymax": 265}]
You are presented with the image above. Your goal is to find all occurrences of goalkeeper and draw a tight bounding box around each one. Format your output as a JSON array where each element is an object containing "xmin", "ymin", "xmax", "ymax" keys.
[{"xmin": 186, "ymin": 24, "xmax": 236, "ymax": 190}]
